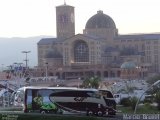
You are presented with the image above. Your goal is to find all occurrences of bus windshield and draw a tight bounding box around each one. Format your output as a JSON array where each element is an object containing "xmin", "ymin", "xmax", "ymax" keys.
[
  {"xmin": 99, "ymin": 90, "xmax": 114, "ymax": 98},
  {"xmin": 14, "ymin": 89, "xmax": 24, "ymax": 107}
]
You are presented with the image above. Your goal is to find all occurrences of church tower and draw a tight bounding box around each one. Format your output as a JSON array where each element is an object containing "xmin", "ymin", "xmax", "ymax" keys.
[{"xmin": 56, "ymin": 2, "xmax": 75, "ymax": 39}]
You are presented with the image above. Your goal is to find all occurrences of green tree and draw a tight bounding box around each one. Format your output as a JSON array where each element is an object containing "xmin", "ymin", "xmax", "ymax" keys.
[
  {"xmin": 120, "ymin": 97, "xmax": 131, "ymax": 107},
  {"xmin": 146, "ymin": 75, "xmax": 160, "ymax": 95},
  {"xmin": 146, "ymin": 75, "xmax": 160, "ymax": 110},
  {"xmin": 147, "ymin": 75, "xmax": 160, "ymax": 85},
  {"xmin": 154, "ymin": 91, "xmax": 160, "ymax": 110},
  {"xmin": 130, "ymin": 96, "xmax": 138, "ymax": 110},
  {"xmin": 125, "ymin": 84, "xmax": 134, "ymax": 94},
  {"xmin": 82, "ymin": 76, "xmax": 100, "ymax": 89}
]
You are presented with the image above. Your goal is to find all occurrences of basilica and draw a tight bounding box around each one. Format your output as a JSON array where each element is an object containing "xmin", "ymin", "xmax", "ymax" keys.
[{"xmin": 34, "ymin": 3, "xmax": 160, "ymax": 80}]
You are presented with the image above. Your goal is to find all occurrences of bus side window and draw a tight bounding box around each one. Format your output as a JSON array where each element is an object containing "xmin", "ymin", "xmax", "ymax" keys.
[{"xmin": 87, "ymin": 92, "xmax": 101, "ymax": 98}]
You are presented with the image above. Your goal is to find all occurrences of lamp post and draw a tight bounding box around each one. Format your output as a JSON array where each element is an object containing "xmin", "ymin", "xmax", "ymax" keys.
[
  {"xmin": 134, "ymin": 80, "xmax": 160, "ymax": 114},
  {"xmin": 22, "ymin": 51, "xmax": 31, "ymax": 69},
  {"xmin": 1, "ymin": 64, "xmax": 4, "ymax": 72},
  {"xmin": 78, "ymin": 77, "xmax": 81, "ymax": 88},
  {"xmin": 113, "ymin": 82, "xmax": 117, "ymax": 93},
  {"xmin": 6, "ymin": 65, "xmax": 12, "ymax": 79},
  {"xmin": 14, "ymin": 62, "xmax": 24, "ymax": 87},
  {"xmin": 136, "ymin": 66, "xmax": 140, "ymax": 80},
  {"xmin": 45, "ymin": 62, "xmax": 48, "ymax": 79}
]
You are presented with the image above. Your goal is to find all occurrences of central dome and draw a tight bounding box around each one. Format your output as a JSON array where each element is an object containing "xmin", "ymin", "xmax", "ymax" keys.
[{"xmin": 85, "ymin": 10, "xmax": 116, "ymax": 29}]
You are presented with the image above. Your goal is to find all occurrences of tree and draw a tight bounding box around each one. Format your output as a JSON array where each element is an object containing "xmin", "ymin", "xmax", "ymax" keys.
[
  {"xmin": 130, "ymin": 96, "xmax": 138, "ymax": 110},
  {"xmin": 120, "ymin": 97, "xmax": 131, "ymax": 107},
  {"xmin": 82, "ymin": 76, "xmax": 100, "ymax": 89},
  {"xmin": 125, "ymin": 83, "xmax": 134, "ymax": 94},
  {"xmin": 146, "ymin": 75, "xmax": 160, "ymax": 95},
  {"xmin": 154, "ymin": 91, "xmax": 160, "ymax": 110},
  {"xmin": 147, "ymin": 75, "xmax": 160, "ymax": 85}
]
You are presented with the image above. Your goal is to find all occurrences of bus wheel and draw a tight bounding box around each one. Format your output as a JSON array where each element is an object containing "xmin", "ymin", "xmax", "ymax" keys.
[
  {"xmin": 87, "ymin": 110, "xmax": 93, "ymax": 116},
  {"xmin": 40, "ymin": 110, "xmax": 46, "ymax": 114},
  {"xmin": 97, "ymin": 111, "xmax": 103, "ymax": 116}
]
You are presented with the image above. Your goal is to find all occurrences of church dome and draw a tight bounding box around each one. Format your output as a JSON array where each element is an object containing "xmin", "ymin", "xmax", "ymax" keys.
[
  {"xmin": 121, "ymin": 61, "xmax": 136, "ymax": 69},
  {"xmin": 85, "ymin": 10, "xmax": 116, "ymax": 29}
]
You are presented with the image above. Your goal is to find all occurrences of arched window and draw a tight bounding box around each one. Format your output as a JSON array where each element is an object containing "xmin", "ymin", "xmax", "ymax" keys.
[{"xmin": 74, "ymin": 40, "xmax": 89, "ymax": 62}]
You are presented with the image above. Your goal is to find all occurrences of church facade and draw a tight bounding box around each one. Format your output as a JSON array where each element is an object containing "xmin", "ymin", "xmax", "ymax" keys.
[{"xmin": 35, "ymin": 3, "xmax": 160, "ymax": 80}]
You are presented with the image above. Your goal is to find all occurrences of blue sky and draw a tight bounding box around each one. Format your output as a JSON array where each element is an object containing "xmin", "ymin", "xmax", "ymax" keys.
[{"xmin": 0, "ymin": 0, "xmax": 160, "ymax": 69}]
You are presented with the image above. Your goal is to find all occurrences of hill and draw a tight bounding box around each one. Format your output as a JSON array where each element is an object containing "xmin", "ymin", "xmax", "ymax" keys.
[{"xmin": 0, "ymin": 36, "xmax": 53, "ymax": 69}]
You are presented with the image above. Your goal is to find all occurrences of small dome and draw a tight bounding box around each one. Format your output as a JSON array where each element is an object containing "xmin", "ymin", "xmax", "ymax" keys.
[
  {"xmin": 85, "ymin": 10, "xmax": 116, "ymax": 29},
  {"xmin": 121, "ymin": 61, "xmax": 136, "ymax": 69}
]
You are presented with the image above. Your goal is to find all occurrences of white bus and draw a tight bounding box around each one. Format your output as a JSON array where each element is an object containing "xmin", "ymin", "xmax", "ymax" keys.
[{"xmin": 14, "ymin": 86, "xmax": 116, "ymax": 116}]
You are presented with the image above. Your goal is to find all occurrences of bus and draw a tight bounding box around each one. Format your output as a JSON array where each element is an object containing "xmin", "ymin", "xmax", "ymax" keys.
[{"xmin": 14, "ymin": 86, "xmax": 116, "ymax": 116}]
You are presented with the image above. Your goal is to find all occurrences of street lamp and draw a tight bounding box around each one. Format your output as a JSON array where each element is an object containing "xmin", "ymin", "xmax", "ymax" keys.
[
  {"xmin": 6, "ymin": 65, "xmax": 12, "ymax": 79},
  {"xmin": 78, "ymin": 77, "xmax": 81, "ymax": 88},
  {"xmin": 134, "ymin": 80, "xmax": 160, "ymax": 114},
  {"xmin": 22, "ymin": 51, "xmax": 31, "ymax": 69},
  {"xmin": 45, "ymin": 62, "xmax": 48, "ymax": 79},
  {"xmin": 136, "ymin": 65, "xmax": 143, "ymax": 80},
  {"xmin": 1, "ymin": 64, "xmax": 4, "ymax": 72},
  {"xmin": 112, "ymin": 82, "xmax": 117, "ymax": 93}
]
